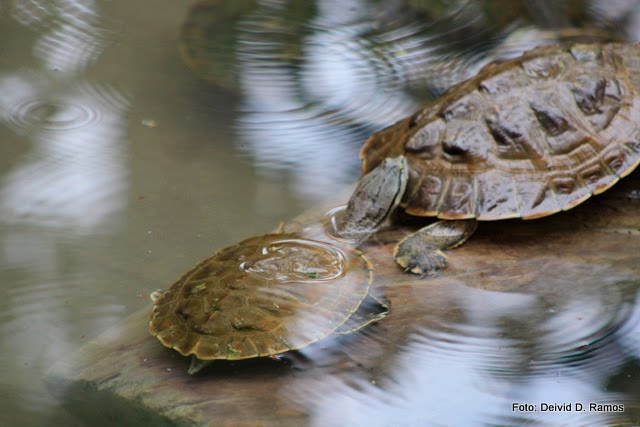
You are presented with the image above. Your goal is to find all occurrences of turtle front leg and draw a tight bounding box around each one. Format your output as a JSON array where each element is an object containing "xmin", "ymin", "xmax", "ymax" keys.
[
  {"xmin": 188, "ymin": 356, "xmax": 212, "ymax": 375},
  {"xmin": 394, "ymin": 219, "xmax": 478, "ymax": 274}
]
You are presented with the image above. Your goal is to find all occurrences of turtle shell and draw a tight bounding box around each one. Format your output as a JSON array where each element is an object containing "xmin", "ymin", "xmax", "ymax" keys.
[
  {"xmin": 149, "ymin": 233, "xmax": 373, "ymax": 360},
  {"xmin": 361, "ymin": 43, "xmax": 640, "ymax": 220}
]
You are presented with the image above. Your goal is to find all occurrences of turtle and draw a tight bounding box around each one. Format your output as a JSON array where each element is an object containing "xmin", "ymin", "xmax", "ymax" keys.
[
  {"xmin": 149, "ymin": 232, "xmax": 388, "ymax": 374},
  {"xmin": 337, "ymin": 42, "xmax": 640, "ymax": 274}
]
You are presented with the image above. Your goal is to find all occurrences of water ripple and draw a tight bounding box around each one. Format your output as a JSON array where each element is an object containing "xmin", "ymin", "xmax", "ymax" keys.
[
  {"xmin": 182, "ymin": 0, "xmax": 635, "ymax": 201},
  {"xmin": 11, "ymin": 0, "xmax": 122, "ymax": 74},
  {"xmin": 615, "ymin": 290, "xmax": 640, "ymax": 359},
  {"xmin": 0, "ymin": 266, "xmax": 128, "ymax": 420},
  {"xmin": 281, "ymin": 263, "xmax": 640, "ymax": 426},
  {"xmin": 8, "ymin": 98, "xmax": 99, "ymax": 131},
  {"xmin": 531, "ymin": 298, "xmax": 633, "ymax": 381},
  {"xmin": 413, "ymin": 323, "xmax": 529, "ymax": 381},
  {"xmin": 0, "ymin": 79, "xmax": 130, "ymax": 231}
]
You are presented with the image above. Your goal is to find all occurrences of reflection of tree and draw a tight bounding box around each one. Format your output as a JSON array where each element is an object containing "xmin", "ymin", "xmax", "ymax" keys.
[{"xmin": 181, "ymin": 0, "xmax": 636, "ymax": 202}]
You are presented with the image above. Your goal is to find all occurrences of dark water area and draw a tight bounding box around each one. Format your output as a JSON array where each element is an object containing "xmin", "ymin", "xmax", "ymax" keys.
[{"xmin": 1, "ymin": 0, "xmax": 640, "ymax": 425}]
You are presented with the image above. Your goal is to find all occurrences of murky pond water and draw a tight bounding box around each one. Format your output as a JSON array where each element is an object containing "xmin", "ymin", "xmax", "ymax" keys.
[{"xmin": 2, "ymin": 0, "xmax": 640, "ymax": 425}]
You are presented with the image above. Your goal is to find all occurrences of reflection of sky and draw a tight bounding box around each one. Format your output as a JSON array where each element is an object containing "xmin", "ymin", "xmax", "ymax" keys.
[
  {"xmin": 289, "ymin": 276, "xmax": 640, "ymax": 426},
  {"xmin": 0, "ymin": 0, "xmax": 637, "ymax": 423},
  {"xmin": 233, "ymin": 0, "xmax": 640, "ymax": 202},
  {"xmin": 0, "ymin": 0, "xmax": 128, "ymax": 233},
  {"xmin": 12, "ymin": 0, "xmax": 119, "ymax": 74},
  {"xmin": 0, "ymin": 0, "xmax": 129, "ymax": 420},
  {"xmin": 0, "ymin": 78, "xmax": 128, "ymax": 231},
  {"xmin": 616, "ymin": 293, "xmax": 640, "ymax": 359},
  {"xmin": 299, "ymin": 26, "xmax": 418, "ymax": 123},
  {"xmin": 237, "ymin": 0, "xmax": 419, "ymax": 201},
  {"xmin": 591, "ymin": 0, "xmax": 640, "ymax": 42}
]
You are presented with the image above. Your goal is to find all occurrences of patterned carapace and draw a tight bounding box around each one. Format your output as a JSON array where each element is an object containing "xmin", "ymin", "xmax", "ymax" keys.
[
  {"xmin": 361, "ymin": 43, "xmax": 640, "ymax": 220},
  {"xmin": 149, "ymin": 234, "xmax": 375, "ymax": 361}
]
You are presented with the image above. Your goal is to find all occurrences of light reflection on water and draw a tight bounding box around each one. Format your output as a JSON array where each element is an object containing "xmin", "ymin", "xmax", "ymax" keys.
[
  {"xmin": 184, "ymin": 0, "xmax": 633, "ymax": 202},
  {"xmin": 0, "ymin": 80, "xmax": 129, "ymax": 230},
  {"xmin": 1, "ymin": 0, "xmax": 640, "ymax": 425},
  {"xmin": 0, "ymin": 1, "xmax": 131, "ymax": 424},
  {"xmin": 288, "ymin": 274, "xmax": 640, "ymax": 426}
]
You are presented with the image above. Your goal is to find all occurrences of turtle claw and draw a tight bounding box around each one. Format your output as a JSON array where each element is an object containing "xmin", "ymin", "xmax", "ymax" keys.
[
  {"xmin": 393, "ymin": 219, "xmax": 477, "ymax": 274},
  {"xmin": 394, "ymin": 246, "xmax": 447, "ymax": 274}
]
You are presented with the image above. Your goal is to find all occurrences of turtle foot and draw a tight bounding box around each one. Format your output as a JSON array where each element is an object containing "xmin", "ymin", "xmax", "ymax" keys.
[
  {"xmin": 394, "ymin": 244, "xmax": 447, "ymax": 274},
  {"xmin": 393, "ymin": 219, "xmax": 477, "ymax": 274}
]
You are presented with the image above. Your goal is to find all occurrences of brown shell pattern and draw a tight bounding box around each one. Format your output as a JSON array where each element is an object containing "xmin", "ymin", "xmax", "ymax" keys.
[
  {"xmin": 361, "ymin": 43, "xmax": 640, "ymax": 220},
  {"xmin": 149, "ymin": 234, "xmax": 372, "ymax": 360}
]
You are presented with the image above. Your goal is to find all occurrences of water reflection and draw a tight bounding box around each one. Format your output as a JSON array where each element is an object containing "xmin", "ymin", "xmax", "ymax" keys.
[
  {"xmin": 240, "ymin": 238, "xmax": 347, "ymax": 282},
  {"xmin": 283, "ymin": 261, "xmax": 640, "ymax": 426},
  {"xmin": 12, "ymin": 0, "xmax": 120, "ymax": 74},
  {"xmin": 1, "ymin": 0, "xmax": 129, "ymax": 231},
  {"xmin": 0, "ymin": 0, "xmax": 129, "ymax": 423},
  {"xmin": 235, "ymin": 1, "xmax": 418, "ymax": 199},
  {"xmin": 182, "ymin": 0, "xmax": 637, "ymax": 202},
  {"xmin": 1, "ymin": 0, "xmax": 639, "ymax": 425},
  {"xmin": 0, "ymin": 79, "xmax": 129, "ymax": 230},
  {"xmin": 617, "ymin": 294, "xmax": 640, "ymax": 359}
]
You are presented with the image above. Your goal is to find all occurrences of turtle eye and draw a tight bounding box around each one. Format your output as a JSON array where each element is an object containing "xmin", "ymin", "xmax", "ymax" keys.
[
  {"xmin": 408, "ymin": 112, "xmax": 419, "ymax": 129},
  {"xmin": 443, "ymin": 142, "xmax": 468, "ymax": 156}
]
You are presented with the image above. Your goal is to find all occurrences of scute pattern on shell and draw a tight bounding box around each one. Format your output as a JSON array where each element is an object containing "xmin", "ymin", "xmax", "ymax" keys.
[
  {"xmin": 149, "ymin": 234, "xmax": 372, "ymax": 360},
  {"xmin": 361, "ymin": 43, "xmax": 640, "ymax": 220}
]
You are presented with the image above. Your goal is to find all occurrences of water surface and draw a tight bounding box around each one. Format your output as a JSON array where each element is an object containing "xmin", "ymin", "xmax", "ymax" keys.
[{"xmin": 1, "ymin": 0, "xmax": 640, "ymax": 425}]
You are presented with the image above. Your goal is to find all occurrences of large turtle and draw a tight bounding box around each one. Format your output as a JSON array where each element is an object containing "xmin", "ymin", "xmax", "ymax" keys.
[
  {"xmin": 338, "ymin": 42, "xmax": 640, "ymax": 274},
  {"xmin": 149, "ymin": 232, "xmax": 387, "ymax": 374}
]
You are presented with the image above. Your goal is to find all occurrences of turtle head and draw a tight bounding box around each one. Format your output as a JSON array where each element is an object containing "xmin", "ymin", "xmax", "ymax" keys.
[
  {"xmin": 336, "ymin": 156, "xmax": 408, "ymax": 239},
  {"xmin": 150, "ymin": 290, "xmax": 165, "ymax": 303}
]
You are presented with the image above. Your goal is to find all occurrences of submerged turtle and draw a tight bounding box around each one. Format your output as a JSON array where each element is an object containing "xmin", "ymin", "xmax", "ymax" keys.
[
  {"xmin": 149, "ymin": 232, "xmax": 387, "ymax": 374},
  {"xmin": 338, "ymin": 42, "xmax": 640, "ymax": 274}
]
